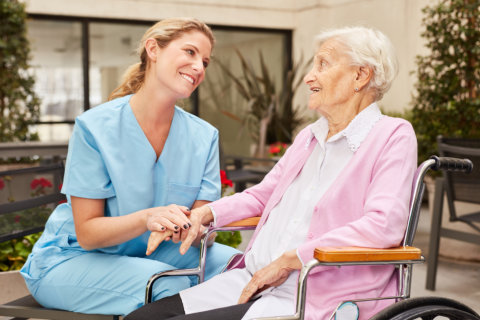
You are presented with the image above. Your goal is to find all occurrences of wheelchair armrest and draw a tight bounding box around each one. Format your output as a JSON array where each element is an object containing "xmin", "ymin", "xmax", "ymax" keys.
[
  {"xmin": 314, "ymin": 246, "xmax": 422, "ymax": 263},
  {"xmin": 223, "ymin": 217, "xmax": 261, "ymax": 228}
]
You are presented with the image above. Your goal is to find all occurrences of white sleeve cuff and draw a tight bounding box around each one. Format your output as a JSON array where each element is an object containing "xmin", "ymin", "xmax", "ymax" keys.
[
  {"xmin": 206, "ymin": 204, "xmax": 217, "ymax": 227},
  {"xmin": 296, "ymin": 248, "xmax": 306, "ymax": 266}
]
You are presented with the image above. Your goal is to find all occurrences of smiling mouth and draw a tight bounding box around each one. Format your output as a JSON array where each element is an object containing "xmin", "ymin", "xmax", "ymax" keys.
[
  {"xmin": 180, "ymin": 73, "xmax": 195, "ymax": 85},
  {"xmin": 310, "ymin": 87, "xmax": 320, "ymax": 93}
]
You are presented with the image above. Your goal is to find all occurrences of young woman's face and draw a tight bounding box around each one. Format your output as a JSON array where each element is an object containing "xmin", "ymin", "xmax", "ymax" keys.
[{"xmin": 151, "ymin": 31, "xmax": 212, "ymax": 100}]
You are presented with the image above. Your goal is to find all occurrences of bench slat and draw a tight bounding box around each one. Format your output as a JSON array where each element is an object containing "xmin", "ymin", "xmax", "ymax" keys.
[{"xmin": 0, "ymin": 295, "xmax": 120, "ymax": 320}]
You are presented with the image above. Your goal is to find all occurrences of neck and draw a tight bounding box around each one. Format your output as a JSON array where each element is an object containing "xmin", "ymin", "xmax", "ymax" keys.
[
  {"xmin": 325, "ymin": 94, "xmax": 376, "ymax": 139},
  {"xmin": 130, "ymin": 82, "xmax": 176, "ymax": 127}
]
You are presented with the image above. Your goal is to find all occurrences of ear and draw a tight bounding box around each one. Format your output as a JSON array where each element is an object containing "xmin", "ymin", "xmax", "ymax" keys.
[
  {"xmin": 144, "ymin": 38, "xmax": 158, "ymax": 62},
  {"xmin": 354, "ymin": 66, "xmax": 373, "ymax": 90}
]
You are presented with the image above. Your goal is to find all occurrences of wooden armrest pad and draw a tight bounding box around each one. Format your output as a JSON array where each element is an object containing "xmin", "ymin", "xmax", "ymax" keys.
[
  {"xmin": 224, "ymin": 217, "xmax": 260, "ymax": 227},
  {"xmin": 314, "ymin": 246, "xmax": 422, "ymax": 262}
]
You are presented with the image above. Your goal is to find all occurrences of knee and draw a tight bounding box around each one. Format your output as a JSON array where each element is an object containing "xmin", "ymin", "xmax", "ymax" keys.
[
  {"xmin": 205, "ymin": 243, "xmax": 240, "ymax": 277},
  {"xmin": 209, "ymin": 243, "xmax": 240, "ymax": 264},
  {"xmin": 152, "ymin": 275, "xmax": 191, "ymax": 301}
]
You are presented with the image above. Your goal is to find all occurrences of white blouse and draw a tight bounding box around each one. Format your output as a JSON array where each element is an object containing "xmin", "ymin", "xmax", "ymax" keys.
[
  {"xmin": 244, "ymin": 102, "xmax": 383, "ymax": 289},
  {"xmin": 181, "ymin": 103, "xmax": 384, "ymax": 319}
]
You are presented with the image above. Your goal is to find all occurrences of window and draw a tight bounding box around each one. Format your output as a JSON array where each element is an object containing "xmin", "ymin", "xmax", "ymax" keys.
[
  {"xmin": 27, "ymin": 19, "xmax": 83, "ymax": 141},
  {"xmin": 27, "ymin": 16, "xmax": 290, "ymax": 152},
  {"xmin": 201, "ymin": 30, "xmax": 289, "ymax": 156}
]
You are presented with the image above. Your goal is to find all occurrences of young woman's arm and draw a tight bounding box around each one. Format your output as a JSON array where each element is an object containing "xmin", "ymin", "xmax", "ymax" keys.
[{"xmin": 72, "ymin": 196, "xmax": 191, "ymax": 250}]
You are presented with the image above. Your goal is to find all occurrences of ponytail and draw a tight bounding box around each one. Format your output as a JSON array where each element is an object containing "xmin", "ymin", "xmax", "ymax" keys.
[{"xmin": 108, "ymin": 61, "xmax": 146, "ymax": 100}]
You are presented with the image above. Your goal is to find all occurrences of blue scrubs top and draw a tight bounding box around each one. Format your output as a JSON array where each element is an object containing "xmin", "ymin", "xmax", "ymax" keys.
[{"xmin": 22, "ymin": 94, "xmax": 221, "ymax": 279}]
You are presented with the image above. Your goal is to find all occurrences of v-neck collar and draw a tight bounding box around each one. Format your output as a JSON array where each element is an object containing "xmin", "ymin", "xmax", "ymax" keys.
[{"xmin": 126, "ymin": 95, "xmax": 177, "ymax": 163}]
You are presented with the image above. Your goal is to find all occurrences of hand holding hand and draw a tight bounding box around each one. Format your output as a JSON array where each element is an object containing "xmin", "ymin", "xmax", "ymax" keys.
[
  {"xmin": 146, "ymin": 204, "xmax": 191, "ymax": 233},
  {"xmin": 145, "ymin": 204, "xmax": 192, "ymax": 254},
  {"xmin": 237, "ymin": 250, "xmax": 302, "ymax": 304},
  {"xmin": 146, "ymin": 230, "xmax": 173, "ymax": 255},
  {"xmin": 179, "ymin": 205, "xmax": 214, "ymax": 255}
]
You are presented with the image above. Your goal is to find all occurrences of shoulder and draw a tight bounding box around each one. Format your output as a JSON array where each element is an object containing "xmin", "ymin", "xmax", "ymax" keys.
[
  {"xmin": 379, "ymin": 116, "xmax": 414, "ymax": 132},
  {"xmin": 378, "ymin": 116, "xmax": 416, "ymax": 141},
  {"xmin": 75, "ymin": 95, "xmax": 131, "ymax": 129},
  {"xmin": 367, "ymin": 116, "xmax": 418, "ymax": 157},
  {"xmin": 285, "ymin": 124, "xmax": 315, "ymax": 152},
  {"xmin": 174, "ymin": 106, "xmax": 218, "ymax": 136}
]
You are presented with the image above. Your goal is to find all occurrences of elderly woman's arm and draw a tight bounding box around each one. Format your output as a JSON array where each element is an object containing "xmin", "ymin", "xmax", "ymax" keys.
[{"xmin": 178, "ymin": 157, "xmax": 288, "ymax": 255}]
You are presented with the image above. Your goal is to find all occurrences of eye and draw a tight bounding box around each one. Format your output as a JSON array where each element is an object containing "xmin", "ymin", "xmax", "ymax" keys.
[
  {"xmin": 185, "ymin": 49, "xmax": 195, "ymax": 56},
  {"xmin": 203, "ymin": 60, "xmax": 209, "ymax": 68}
]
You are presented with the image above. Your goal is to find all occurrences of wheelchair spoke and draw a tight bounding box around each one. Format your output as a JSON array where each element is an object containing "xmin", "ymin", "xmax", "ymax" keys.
[
  {"xmin": 388, "ymin": 305, "xmax": 480, "ymax": 320},
  {"xmin": 370, "ymin": 297, "xmax": 480, "ymax": 320}
]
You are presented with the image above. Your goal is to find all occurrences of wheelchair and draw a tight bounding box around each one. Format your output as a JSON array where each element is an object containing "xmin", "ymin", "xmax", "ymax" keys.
[{"xmin": 145, "ymin": 156, "xmax": 480, "ymax": 320}]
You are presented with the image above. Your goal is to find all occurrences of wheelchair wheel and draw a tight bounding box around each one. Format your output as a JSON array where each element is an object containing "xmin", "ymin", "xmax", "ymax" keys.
[{"xmin": 370, "ymin": 297, "xmax": 480, "ymax": 320}]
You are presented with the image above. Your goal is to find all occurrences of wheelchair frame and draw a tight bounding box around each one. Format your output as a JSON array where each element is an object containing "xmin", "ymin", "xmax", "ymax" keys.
[{"xmin": 145, "ymin": 156, "xmax": 480, "ymax": 320}]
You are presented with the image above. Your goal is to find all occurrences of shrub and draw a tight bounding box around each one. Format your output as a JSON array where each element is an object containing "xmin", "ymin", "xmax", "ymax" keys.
[{"xmin": 411, "ymin": 0, "xmax": 480, "ymax": 163}]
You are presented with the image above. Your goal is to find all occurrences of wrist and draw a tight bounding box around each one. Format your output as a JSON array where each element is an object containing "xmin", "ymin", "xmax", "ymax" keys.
[
  {"xmin": 139, "ymin": 208, "xmax": 151, "ymax": 229},
  {"xmin": 197, "ymin": 205, "xmax": 214, "ymax": 225},
  {"xmin": 282, "ymin": 249, "xmax": 302, "ymax": 270}
]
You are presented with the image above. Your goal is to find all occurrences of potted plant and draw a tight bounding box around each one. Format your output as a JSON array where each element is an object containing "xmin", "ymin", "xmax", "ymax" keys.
[{"xmin": 206, "ymin": 50, "xmax": 311, "ymax": 158}]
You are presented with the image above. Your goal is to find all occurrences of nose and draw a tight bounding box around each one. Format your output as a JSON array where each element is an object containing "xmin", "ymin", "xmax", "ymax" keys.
[
  {"xmin": 192, "ymin": 58, "xmax": 204, "ymax": 73},
  {"xmin": 303, "ymin": 68, "xmax": 314, "ymax": 84}
]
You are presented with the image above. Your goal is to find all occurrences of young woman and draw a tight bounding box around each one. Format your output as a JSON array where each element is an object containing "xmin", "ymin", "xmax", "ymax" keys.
[{"xmin": 20, "ymin": 17, "xmax": 239, "ymax": 316}]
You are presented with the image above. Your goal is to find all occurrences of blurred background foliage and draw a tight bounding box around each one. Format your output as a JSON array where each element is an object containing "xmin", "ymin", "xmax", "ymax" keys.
[
  {"xmin": 0, "ymin": 0, "xmax": 40, "ymax": 144},
  {"xmin": 411, "ymin": 0, "xmax": 480, "ymax": 163},
  {"xmin": 207, "ymin": 50, "xmax": 311, "ymax": 157}
]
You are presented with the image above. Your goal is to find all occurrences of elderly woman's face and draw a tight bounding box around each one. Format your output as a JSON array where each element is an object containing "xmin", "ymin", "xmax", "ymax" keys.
[{"xmin": 304, "ymin": 39, "xmax": 357, "ymax": 114}]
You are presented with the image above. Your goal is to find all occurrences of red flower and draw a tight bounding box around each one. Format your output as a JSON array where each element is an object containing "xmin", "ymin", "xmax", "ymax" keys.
[
  {"xmin": 269, "ymin": 142, "xmax": 288, "ymax": 156},
  {"xmin": 269, "ymin": 146, "xmax": 281, "ymax": 154},
  {"xmin": 220, "ymin": 170, "xmax": 233, "ymax": 187},
  {"xmin": 14, "ymin": 215, "xmax": 21, "ymax": 223},
  {"xmin": 0, "ymin": 178, "xmax": 4, "ymax": 190},
  {"xmin": 30, "ymin": 177, "xmax": 53, "ymax": 190}
]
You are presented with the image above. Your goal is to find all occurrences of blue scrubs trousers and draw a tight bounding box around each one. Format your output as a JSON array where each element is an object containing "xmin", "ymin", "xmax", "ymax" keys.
[{"xmin": 26, "ymin": 241, "xmax": 238, "ymax": 316}]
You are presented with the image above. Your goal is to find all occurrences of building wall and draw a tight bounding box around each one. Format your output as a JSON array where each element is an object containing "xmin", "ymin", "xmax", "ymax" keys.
[{"xmin": 24, "ymin": 0, "xmax": 436, "ymax": 114}]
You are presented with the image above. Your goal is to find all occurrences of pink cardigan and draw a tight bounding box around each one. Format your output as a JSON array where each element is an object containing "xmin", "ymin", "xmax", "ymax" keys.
[{"xmin": 210, "ymin": 116, "xmax": 418, "ymax": 320}]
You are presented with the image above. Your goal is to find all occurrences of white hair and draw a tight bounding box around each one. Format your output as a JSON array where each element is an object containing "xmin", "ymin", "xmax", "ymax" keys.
[{"xmin": 315, "ymin": 26, "xmax": 398, "ymax": 100}]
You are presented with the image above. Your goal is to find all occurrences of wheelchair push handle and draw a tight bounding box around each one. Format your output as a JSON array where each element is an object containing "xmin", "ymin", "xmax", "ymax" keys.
[{"xmin": 430, "ymin": 155, "xmax": 473, "ymax": 173}]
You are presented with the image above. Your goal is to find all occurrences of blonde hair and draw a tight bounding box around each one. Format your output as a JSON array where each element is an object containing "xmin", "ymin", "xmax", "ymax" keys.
[{"xmin": 108, "ymin": 17, "xmax": 215, "ymax": 100}]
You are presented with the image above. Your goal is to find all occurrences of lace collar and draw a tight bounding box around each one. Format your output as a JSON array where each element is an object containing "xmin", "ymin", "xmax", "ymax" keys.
[{"xmin": 308, "ymin": 102, "xmax": 384, "ymax": 152}]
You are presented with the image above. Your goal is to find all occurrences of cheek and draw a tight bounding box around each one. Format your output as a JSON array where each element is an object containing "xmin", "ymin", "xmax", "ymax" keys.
[{"xmin": 197, "ymin": 73, "xmax": 206, "ymax": 85}]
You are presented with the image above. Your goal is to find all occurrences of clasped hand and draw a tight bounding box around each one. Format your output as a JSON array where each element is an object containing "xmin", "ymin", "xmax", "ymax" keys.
[{"xmin": 146, "ymin": 205, "xmax": 213, "ymax": 255}]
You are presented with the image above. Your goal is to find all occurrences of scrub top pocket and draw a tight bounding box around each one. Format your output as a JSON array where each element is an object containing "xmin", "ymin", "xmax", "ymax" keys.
[{"xmin": 166, "ymin": 183, "xmax": 200, "ymax": 208}]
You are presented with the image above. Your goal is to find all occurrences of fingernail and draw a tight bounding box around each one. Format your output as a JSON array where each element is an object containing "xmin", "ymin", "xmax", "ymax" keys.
[
  {"xmin": 183, "ymin": 224, "xmax": 189, "ymax": 229},
  {"xmin": 174, "ymin": 225, "xmax": 179, "ymax": 230}
]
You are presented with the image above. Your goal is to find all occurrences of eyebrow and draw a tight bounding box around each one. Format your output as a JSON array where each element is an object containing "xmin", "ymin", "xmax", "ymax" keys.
[
  {"xmin": 314, "ymin": 53, "xmax": 326, "ymax": 62},
  {"xmin": 185, "ymin": 43, "xmax": 210, "ymax": 62}
]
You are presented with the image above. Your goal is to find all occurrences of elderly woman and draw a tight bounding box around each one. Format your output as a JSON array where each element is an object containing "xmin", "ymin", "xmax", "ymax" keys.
[{"xmin": 126, "ymin": 26, "xmax": 417, "ymax": 320}]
